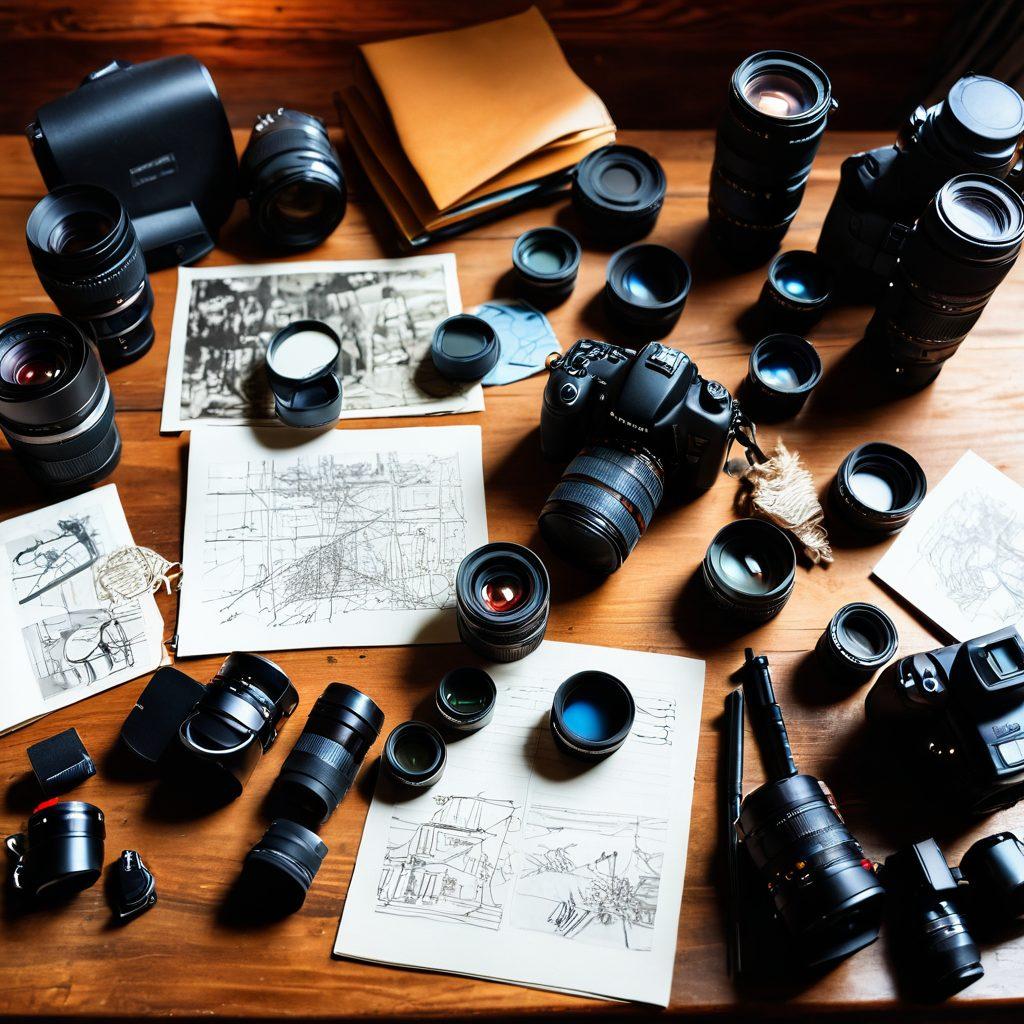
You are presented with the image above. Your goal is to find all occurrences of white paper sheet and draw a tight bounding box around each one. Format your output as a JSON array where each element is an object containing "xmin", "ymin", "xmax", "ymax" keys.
[
  {"xmin": 334, "ymin": 641, "xmax": 705, "ymax": 1007},
  {"xmin": 873, "ymin": 451, "xmax": 1024, "ymax": 640},
  {"xmin": 177, "ymin": 425, "xmax": 488, "ymax": 657},
  {"xmin": 0, "ymin": 485, "xmax": 164, "ymax": 735},
  {"xmin": 161, "ymin": 254, "xmax": 483, "ymax": 431}
]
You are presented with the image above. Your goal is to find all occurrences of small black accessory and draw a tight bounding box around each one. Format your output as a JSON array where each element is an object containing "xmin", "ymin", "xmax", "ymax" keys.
[
  {"xmin": 743, "ymin": 333, "xmax": 822, "ymax": 421},
  {"xmin": 737, "ymin": 650, "xmax": 885, "ymax": 966},
  {"xmin": 111, "ymin": 849, "xmax": 157, "ymax": 922},
  {"xmin": 27, "ymin": 728, "xmax": 95, "ymax": 797},
  {"xmin": 816, "ymin": 602, "xmax": 898, "ymax": 685},
  {"xmin": 5, "ymin": 799, "xmax": 105, "ymax": 900},
  {"xmin": 539, "ymin": 339, "xmax": 736, "ymax": 573},
  {"xmin": 830, "ymin": 442, "xmax": 927, "ymax": 536},
  {"xmin": 430, "ymin": 314, "xmax": 500, "ymax": 381},
  {"xmin": 435, "ymin": 667, "xmax": 497, "ymax": 733},
  {"xmin": 723, "ymin": 688, "xmax": 745, "ymax": 977},
  {"xmin": 266, "ymin": 320, "xmax": 343, "ymax": 428},
  {"xmin": 604, "ymin": 243, "xmax": 691, "ymax": 338},
  {"xmin": 455, "ymin": 543, "xmax": 550, "ymax": 662},
  {"xmin": 511, "ymin": 227, "xmax": 581, "ymax": 307},
  {"xmin": 120, "ymin": 666, "xmax": 207, "ymax": 765},
  {"xmin": 702, "ymin": 518, "xmax": 796, "ymax": 623},
  {"xmin": 0, "ymin": 313, "xmax": 120, "ymax": 489},
  {"xmin": 759, "ymin": 250, "xmax": 833, "ymax": 330},
  {"xmin": 240, "ymin": 820, "xmax": 327, "ymax": 916},
  {"xmin": 239, "ymin": 108, "xmax": 346, "ymax": 250},
  {"xmin": 273, "ymin": 683, "xmax": 384, "ymax": 826},
  {"xmin": 27, "ymin": 55, "xmax": 238, "ymax": 268},
  {"xmin": 572, "ymin": 144, "xmax": 666, "ymax": 242},
  {"xmin": 382, "ymin": 721, "xmax": 447, "ymax": 790},
  {"xmin": 865, "ymin": 625, "xmax": 1024, "ymax": 814},
  {"xmin": 959, "ymin": 832, "xmax": 1024, "ymax": 918},
  {"xmin": 549, "ymin": 671, "xmax": 635, "ymax": 762}
]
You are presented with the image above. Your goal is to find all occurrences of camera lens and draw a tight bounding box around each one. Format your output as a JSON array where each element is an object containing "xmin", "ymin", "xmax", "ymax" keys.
[
  {"xmin": 239, "ymin": 108, "xmax": 346, "ymax": 250},
  {"xmin": 512, "ymin": 227, "xmax": 582, "ymax": 307},
  {"xmin": 5, "ymin": 799, "xmax": 105, "ymax": 900},
  {"xmin": 274, "ymin": 683, "xmax": 384, "ymax": 826},
  {"xmin": 738, "ymin": 774, "xmax": 886, "ymax": 965},
  {"xmin": 382, "ymin": 721, "xmax": 447, "ymax": 789},
  {"xmin": 869, "ymin": 174, "xmax": 1024, "ymax": 390},
  {"xmin": 540, "ymin": 445, "xmax": 665, "ymax": 574},
  {"xmin": 709, "ymin": 51, "xmax": 834, "ymax": 264},
  {"xmin": 816, "ymin": 603, "xmax": 898, "ymax": 685},
  {"xmin": 572, "ymin": 144, "xmax": 666, "ymax": 243},
  {"xmin": 744, "ymin": 333, "xmax": 822, "ymax": 420},
  {"xmin": 549, "ymin": 671, "xmax": 635, "ymax": 762},
  {"xmin": 178, "ymin": 652, "xmax": 299, "ymax": 801},
  {"xmin": 604, "ymin": 243, "xmax": 691, "ymax": 338},
  {"xmin": 760, "ymin": 250, "xmax": 833, "ymax": 330},
  {"xmin": 0, "ymin": 313, "xmax": 121, "ymax": 488},
  {"xmin": 26, "ymin": 184, "xmax": 154, "ymax": 366},
  {"xmin": 431, "ymin": 314, "xmax": 500, "ymax": 381},
  {"xmin": 960, "ymin": 832, "xmax": 1024, "ymax": 920},
  {"xmin": 240, "ymin": 819, "xmax": 327, "ymax": 916},
  {"xmin": 266, "ymin": 320, "xmax": 343, "ymax": 428},
  {"xmin": 456, "ymin": 543, "xmax": 550, "ymax": 661},
  {"xmin": 436, "ymin": 667, "xmax": 496, "ymax": 733},
  {"xmin": 830, "ymin": 442, "xmax": 927, "ymax": 536},
  {"xmin": 702, "ymin": 518, "xmax": 796, "ymax": 622}
]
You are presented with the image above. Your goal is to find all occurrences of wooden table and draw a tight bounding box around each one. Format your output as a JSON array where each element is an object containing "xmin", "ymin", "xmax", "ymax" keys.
[{"xmin": 1, "ymin": 130, "xmax": 1023, "ymax": 1022}]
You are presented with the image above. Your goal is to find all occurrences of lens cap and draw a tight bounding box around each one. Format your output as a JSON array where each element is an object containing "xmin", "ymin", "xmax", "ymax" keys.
[
  {"xmin": 830, "ymin": 442, "xmax": 927, "ymax": 536},
  {"xmin": 947, "ymin": 75, "xmax": 1024, "ymax": 146},
  {"xmin": 550, "ymin": 671, "xmax": 636, "ymax": 761},
  {"xmin": 605, "ymin": 243, "xmax": 691, "ymax": 337},
  {"xmin": 241, "ymin": 819, "xmax": 327, "ymax": 916},
  {"xmin": 382, "ymin": 721, "xmax": 447, "ymax": 789},
  {"xmin": 573, "ymin": 144, "xmax": 666, "ymax": 242},
  {"xmin": 430, "ymin": 314, "xmax": 500, "ymax": 381},
  {"xmin": 817, "ymin": 603, "xmax": 898, "ymax": 684},
  {"xmin": 266, "ymin": 320, "xmax": 343, "ymax": 428},
  {"xmin": 760, "ymin": 250, "xmax": 833, "ymax": 330},
  {"xmin": 744, "ymin": 333, "xmax": 822, "ymax": 420},
  {"xmin": 512, "ymin": 227, "xmax": 582, "ymax": 306}
]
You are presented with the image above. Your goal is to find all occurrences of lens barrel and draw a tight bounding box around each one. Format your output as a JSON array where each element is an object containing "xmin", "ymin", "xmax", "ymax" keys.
[
  {"xmin": 759, "ymin": 250, "xmax": 834, "ymax": 331},
  {"xmin": 604, "ymin": 244, "xmax": 691, "ymax": 338},
  {"xmin": 830, "ymin": 442, "xmax": 926, "ymax": 536},
  {"xmin": 274, "ymin": 683, "xmax": 384, "ymax": 826},
  {"xmin": 744, "ymin": 333, "xmax": 822, "ymax": 421},
  {"xmin": 26, "ymin": 184, "xmax": 154, "ymax": 366},
  {"xmin": 868, "ymin": 174, "xmax": 1024, "ymax": 390},
  {"xmin": 240, "ymin": 108, "xmax": 346, "ymax": 250},
  {"xmin": 0, "ymin": 313, "xmax": 121, "ymax": 488},
  {"xmin": 960, "ymin": 832, "xmax": 1024, "ymax": 920},
  {"xmin": 512, "ymin": 227, "xmax": 581, "ymax": 307},
  {"xmin": 709, "ymin": 51, "xmax": 835, "ymax": 263},
  {"xmin": 240, "ymin": 819, "xmax": 327, "ymax": 916}
]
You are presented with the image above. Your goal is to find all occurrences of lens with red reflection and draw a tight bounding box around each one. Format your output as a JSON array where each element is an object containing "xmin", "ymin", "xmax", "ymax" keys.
[{"xmin": 456, "ymin": 543, "xmax": 550, "ymax": 663}]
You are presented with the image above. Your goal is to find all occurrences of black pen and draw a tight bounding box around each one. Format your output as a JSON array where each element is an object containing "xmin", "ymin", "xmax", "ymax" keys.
[{"xmin": 724, "ymin": 687, "xmax": 745, "ymax": 977}]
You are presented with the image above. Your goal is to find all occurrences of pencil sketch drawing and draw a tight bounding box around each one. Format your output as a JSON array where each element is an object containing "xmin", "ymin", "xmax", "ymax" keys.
[
  {"xmin": 376, "ymin": 794, "xmax": 519, "ymax": 931},
  {"xmin": 8, "ymin": 516, "xmax": 101, "ymax": 605},
  {"xmin": 512, "ymin": 806, "xmax": 666, "ymax": 951},
  {"xmin": 201, "ymin": 449, "xmax": 469, "ymax": 627}
]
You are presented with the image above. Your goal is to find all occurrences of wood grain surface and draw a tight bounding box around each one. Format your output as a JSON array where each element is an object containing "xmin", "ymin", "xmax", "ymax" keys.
[
  {"xmin": 0, "ymin": 1, "xmax": 961, "ymax": 131},
  {"xmin": 1, "ymin": 129, "xmax": 1024, "ymax": 1021}
]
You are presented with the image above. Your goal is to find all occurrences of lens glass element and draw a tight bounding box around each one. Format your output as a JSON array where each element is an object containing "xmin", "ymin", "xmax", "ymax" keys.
[
  {"xmin": 48, "ymin": 211, "xmax": 114, "ymax": 255},
  {"xmin": 0, "ymin": 340, "xmax": 67, "ymax": 386},
  {"xmin": 946, "ymin": 191, "xmax": 1011, "ymax": 240},
  {"xmin": 849, "ymin": 469, "xmax": 896, "ymax": 511},
  {"xmin": 482, "ymin": 575, "xmax": 526, "ymax": 613},
  {"xmin": 743, "ymin": 72, "xmax": 813, "ymax": 117}
]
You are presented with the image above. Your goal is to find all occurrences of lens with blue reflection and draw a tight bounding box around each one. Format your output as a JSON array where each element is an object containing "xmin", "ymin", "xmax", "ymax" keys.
[{"xmin": 549, "ymin": 671, "xmax": 636, "ymax": 762}]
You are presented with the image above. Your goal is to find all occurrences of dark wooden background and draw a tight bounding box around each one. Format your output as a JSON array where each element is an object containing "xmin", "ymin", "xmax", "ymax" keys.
[{"xmin": 0, "ymin": 0, "xmax": 970, "ymax": 132}]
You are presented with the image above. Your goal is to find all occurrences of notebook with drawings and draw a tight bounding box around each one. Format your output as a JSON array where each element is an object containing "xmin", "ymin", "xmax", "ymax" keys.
[{"xmin": 334, "ymin": 641, "xmax": 704, "ymax": 1006}]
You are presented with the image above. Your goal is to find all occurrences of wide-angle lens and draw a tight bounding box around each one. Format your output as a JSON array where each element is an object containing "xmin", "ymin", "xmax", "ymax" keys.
[
  {"xmin": 830, "ymin": 442, "xmax": 927, "ymax": 535},
  {"xmin": 26, "ymin": 184, "xmax": 155, "ymax": 366},
  {"xmin": 0, "ymin": 313, "xmax": 120, "ymax": 488}
]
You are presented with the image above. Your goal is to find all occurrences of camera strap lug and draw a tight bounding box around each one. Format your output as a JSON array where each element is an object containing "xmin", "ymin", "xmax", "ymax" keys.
[{"xmin": 725, "ymin": 407, "xmax": 768, "ymax": 476}]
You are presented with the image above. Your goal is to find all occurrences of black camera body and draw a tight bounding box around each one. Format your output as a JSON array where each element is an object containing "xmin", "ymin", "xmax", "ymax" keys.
[
  {"xmin": 541, "ymin": 339, "xmax": 734, "ymax": 493},
  {"xmin": 866, "ymin": 627, "xmax": 1024, "ymax": 815},
  {"xmin": 28, "ymin": 56, "xmax": 238, "ymax": 269}
]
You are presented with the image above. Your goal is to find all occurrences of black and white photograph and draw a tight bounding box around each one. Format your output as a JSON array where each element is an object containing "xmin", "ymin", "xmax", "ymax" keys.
[{"xmin": 160, "ymin": 254, "xmax": 481, "ymax": 431}]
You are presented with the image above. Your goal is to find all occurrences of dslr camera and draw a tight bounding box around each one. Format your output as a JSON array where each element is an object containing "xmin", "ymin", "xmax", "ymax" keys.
[
  {"xmin": 866, "ymin": 626, "xmax": 1024, "ymax": 815},
  {"xmin": 538, "ymin": 339, "xmax": 735, "ymax": 573}
]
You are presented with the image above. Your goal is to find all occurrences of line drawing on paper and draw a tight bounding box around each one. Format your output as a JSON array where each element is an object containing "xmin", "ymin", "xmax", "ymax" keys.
[
  {"xmin": 912, "ymin": 490, "xmax": 1024, "ymax": 626},
  {"xmin": 512, "ymin": 806, "xmax": 666, "ymax": 951},
  {"xmin": 376, "ymin": 795, "xmax": 519, "ymax": 931},
  {"xmin": 201, "ymin": 449, "xmax": 469, "ymax": 627},
  {"xmin": 8, "ymin": 516, "xmax": 100, "ymax": 605}
]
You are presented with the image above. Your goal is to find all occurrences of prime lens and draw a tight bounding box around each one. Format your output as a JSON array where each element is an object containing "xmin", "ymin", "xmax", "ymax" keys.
[
  {"xmin": 572, "ymin": 144, "xmax": 666, "ymax": 243},
  {"xmin": 816, "ymin": 602, "xmax": 899, "ymax": 685},
  {"xmin": 709, "ymin": 51, "xmax": 835, "ymax": 264},
  {"xmin": 743, "ymin": 333, "xmax": 822, "ymax": 421},
  {"xmin": 830, "ymin": 442, "xmax": 926, "ymax": 536},
  {"xmin": 382, "ymin": 721, "xmax": 447, "ymax": 790},
  {"xmin": 549, "ymin": 671, "xmax": 635, "ymax": 762},
  {"xmin": 274, "ymin": 683, "xmax": 384, "ymax": 826},
  {"xmin": 539, "ymin": 445, "xmax": 665, "ymax": 573},
  {"xmin": 604, "ymin": 244, "xmax": 691, "ymax": 338},
  {"xmin": 240, "ymin": 108, "xmax": 346, "ymax": 250},
  {"xmin": 0, "ymin": 313, "xmax": 120, "ymax": 488},
  {"xmin": 26, "ymin": 184, "xmax": 154, "ymax": 366}
]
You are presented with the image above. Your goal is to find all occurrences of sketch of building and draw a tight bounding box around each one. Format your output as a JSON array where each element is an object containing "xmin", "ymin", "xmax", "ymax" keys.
[
  {"xmin": 376, "ymin": 795, "xmax": 519, "ymax": 931},
  {"xmin": 512, "ymin": 806, "xmax": 666, "ymax": 951},
  {"xmin": 200, "ymin": 448, "xmax": 468, "ymax": 628},
  {"xmin": 7, "ymin": 516, "xmax": 101, "ymax": 605}
]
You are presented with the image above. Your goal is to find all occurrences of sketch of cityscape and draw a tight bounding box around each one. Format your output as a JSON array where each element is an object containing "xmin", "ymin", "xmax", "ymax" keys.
[
  {"xmin": 201, "ymin": 449, "xmax": 469, "ymax": 627},
  {"xmin": 512, "ymin": 806, "xmax": 666, "ymax": 951},
  {"xmin": 376, "ymin": 795, "xmax": 519, "ymax": 931}
]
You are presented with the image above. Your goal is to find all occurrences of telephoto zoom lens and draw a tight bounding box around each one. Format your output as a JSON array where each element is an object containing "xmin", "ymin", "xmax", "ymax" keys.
[
  {"xmin": 240, "ymin": 108, "xmax": 346, "ymax": 250},
  {"xmin": 26, "ymin": 184, "xmax": 155, "ymax": 366},
  {"xmin": 709, "ymin": 51, "xmax": 835, "ymax": 264},
  {"xmin": 0, "ymin": 313, "xmax": 120, "ymax": 488},
  {"xmin": 273, "ymin": 683, "xmax": 384, "ymax": 826},
  {"xmin": 868, "ymin": 174, "xmax": 1024, "ymax": 391}
]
